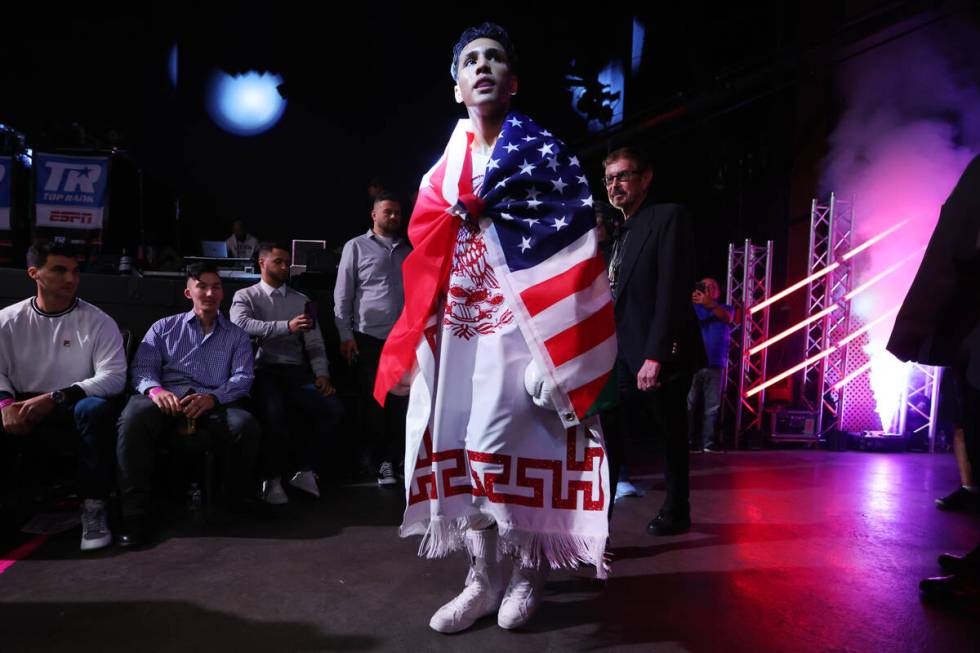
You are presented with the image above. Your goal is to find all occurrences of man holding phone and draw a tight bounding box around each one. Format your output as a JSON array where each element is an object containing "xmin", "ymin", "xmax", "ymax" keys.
[
  {"xmin": 689, "ymin": 278, "xmax": 734, "ymax": 453},
  {"xmin": 231, "ymin": 242, "xmax": 344, "ymax": 504}
]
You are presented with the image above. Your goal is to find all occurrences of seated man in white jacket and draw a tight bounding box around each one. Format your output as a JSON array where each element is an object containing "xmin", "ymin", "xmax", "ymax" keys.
[{"xmin": 0, "ymin": 241, "xmax": 127, "ymax": 551}]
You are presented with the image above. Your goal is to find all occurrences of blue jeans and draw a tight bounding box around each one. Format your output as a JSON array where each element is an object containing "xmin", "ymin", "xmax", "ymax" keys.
[
  {"xmin": 2, "ymin": 396, "xmax": 117, "ymax": 500},
  {"xmin": 688, "ymin": 367, "xmax": 723, "ymax": 449}
]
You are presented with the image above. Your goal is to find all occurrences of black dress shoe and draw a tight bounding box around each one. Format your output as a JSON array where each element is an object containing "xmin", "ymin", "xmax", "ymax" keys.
[
  {"xmin": 116, "ymin": 516, "xmax": 150, "ymax": 548},
  {"xmin": 647, "ymin": 511, "xmax": 691, "ymax": 536},
  {"xmin": 938, "ymin": 552, "xmax": 980, "ymax": 575},
  {"xmin": 919, "ymin": 572, "xmax": 980, "ymax": 602},
  {"xmin": 935, "ymin": 486, "xmax": 980, "ymax": 511}
]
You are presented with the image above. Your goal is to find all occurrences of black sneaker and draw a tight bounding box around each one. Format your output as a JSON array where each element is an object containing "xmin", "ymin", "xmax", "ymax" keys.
[{"xmin": 935, "ymin": 487, "xmax": 980, "ymax": 511}]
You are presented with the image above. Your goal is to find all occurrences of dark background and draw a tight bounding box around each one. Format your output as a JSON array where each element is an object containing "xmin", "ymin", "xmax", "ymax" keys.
[{"xmin": 2, "ymin": 1, "xmax": 977, "ymax": 292}]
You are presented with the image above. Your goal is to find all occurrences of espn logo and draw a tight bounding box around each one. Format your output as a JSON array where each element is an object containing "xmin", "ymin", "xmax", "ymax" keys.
[{"xmin": 49, "ymin": 211, "xmax": 93, "ymax": 225}]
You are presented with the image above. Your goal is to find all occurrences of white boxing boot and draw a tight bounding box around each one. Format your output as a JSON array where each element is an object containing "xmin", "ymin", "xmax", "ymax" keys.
[
  {"xmin": 497, "ymin": 560, "xmax": 549, "ymax": 630},
  {"xmin": 429, "ymin": 528, "xmax": 505, "ymax": 633}
]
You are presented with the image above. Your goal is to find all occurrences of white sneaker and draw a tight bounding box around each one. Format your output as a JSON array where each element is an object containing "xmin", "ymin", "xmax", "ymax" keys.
[
  {"xmin": 377, "ymin": 461, "xmax": 397, "ymax": 486},
  {"xmin": 430, "ymin": 528, "xmax": 504, "ymax": 633},
  {"xmin": 80, "ymin": 499, "xmax": 112, "ymax": 551},
  {"xmin": 289, "ymin": 470, "xmax": 320, "ymax": 498},
  {"xmin": 615, "ymin": 479, "xmax": 645, "ymax": 501},
  {"xmin": 497, "ymin": 563, "xmax": 549, "ymax": 630},
  {"xmin": 261, "ymin": 478, "xmax": 289, "ymax": 505}
]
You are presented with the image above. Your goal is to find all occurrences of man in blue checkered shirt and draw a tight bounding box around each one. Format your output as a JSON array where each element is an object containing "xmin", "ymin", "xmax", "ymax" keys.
[{"xmin": 115, "ymin": 262, "xmax": 260, "ymax": 547}]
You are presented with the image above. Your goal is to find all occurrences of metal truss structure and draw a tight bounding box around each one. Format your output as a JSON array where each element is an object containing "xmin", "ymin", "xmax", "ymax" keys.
[
  {"xmin": 800, "ymin": 194, "xmax": 853, "ymax": 438},
  {"xmin": 897, "ymin": 364, "xmax": 944, "ymax": 452},
  {"xmin": 723, "ymin": 239, "xmax": 773, "ymax": 447}
]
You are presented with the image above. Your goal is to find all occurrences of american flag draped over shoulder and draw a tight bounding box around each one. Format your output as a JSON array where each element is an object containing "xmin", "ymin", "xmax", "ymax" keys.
[{"xmin": 375, "ymin": 111, "xmax": 616, "ymax": 424}]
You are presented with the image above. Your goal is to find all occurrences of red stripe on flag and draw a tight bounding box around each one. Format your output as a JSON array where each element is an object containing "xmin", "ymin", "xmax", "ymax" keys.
[
  {"xmin": 520, "ymin": 255, "xmax": 606, "ymax": 317},
  {"xmin": 544, "ymin": 301, "xmax": 615, "ymax": 368},
  {"xmin": 568, "ymin": 371, "xmax": 612, "ymax": 417}
]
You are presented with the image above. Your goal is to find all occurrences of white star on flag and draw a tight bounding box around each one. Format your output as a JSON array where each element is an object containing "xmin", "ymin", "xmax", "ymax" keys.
[
  {"xmin": 527, "ymin": 198, "xmax": 542, "ymax": 210},
  {"xmin": 519, "ymin": 236, "xmax": 532, "ymax": 252},
  {"xmin": 552, "ymin": 217, "xmax": 568, "ymax": 230},
  {"xmin": 581, "ymin": 196, "xmax": 594, "ymax": 207},
  {"xmin": 522, "ymin": 135, "xmax": 536, "ymax": 143},
  {"xmin": 523, "ymin": 218, "xmax": 539, "ymax": 227},
  {"xmin": 500, "ymin": 212, "xmax": 515, "ymax": 220},
  {"xmin": 577, "ymin": 175, "xmax": 588, "ymax": 184},
  {"xmin": 495, "ymin": 179, "xmax": 508, "ymax": 190},
  {"xmin": 551, "ymin": 177, "xmax": 568, "ymax": 193},
  {"xmin": 537, "ymin": 142, "xmax": 554, "ymax": 157},
  {"xmin": 540, "ymin": 129, "xmax": 553, "ymax": 137},
  {"xmin": 487, "ymin": 158, "xmax": 499, "ymax": 170},
  {"xmin": 568, "ymin": 156, "xmax": 581, "ymax": 168},
  {"xmin": 546, "ymin": 156, "xmax": 560, "ymax": 171},
  {"xmin": 504, "ymin": 142, "xmax": 519, "ymax": 153},
  {"xmin": 508, "ymin": 117, "xmax": 523, "ymax": 128},
  {"xmin": 525, "ymin": 187, "xmax": 541, "ymax": 200},
  {"xmin": 519, "ymin": 160, "xmax": 536, "ymax": 176}
]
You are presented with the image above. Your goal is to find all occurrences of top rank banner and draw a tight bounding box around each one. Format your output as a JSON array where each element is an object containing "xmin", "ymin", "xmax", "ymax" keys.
[
  {"xmin": 0, "ymin": 157, "xmax": 11, "ymax": 230},
  {"xmin": 35, "ymin": 153, "xmax": 109, "ymax": 230}
]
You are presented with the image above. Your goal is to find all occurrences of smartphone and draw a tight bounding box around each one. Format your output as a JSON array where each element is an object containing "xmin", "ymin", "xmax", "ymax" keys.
[{"xmin": 304, "ymin": 300, "xmax": 318, "ymax": 329}]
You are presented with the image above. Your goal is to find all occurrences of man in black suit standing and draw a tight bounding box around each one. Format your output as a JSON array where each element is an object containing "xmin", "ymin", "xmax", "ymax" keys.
[{"xmin": 604, "ymin": 146, "xmax": 706, "ymax": 535}]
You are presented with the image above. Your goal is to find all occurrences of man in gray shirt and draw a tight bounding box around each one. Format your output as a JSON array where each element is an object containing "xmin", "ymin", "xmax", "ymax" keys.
[
  {"xmin": 334, "ymin": 192, "xmax": 411, "ymax": 485},
  {"xmin": 231, "ymin": 242, "xmax": 344, "ymax": 504}
]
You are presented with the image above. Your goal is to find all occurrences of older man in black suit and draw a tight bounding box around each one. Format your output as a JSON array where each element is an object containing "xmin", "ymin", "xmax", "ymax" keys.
[{"xmin": 604, "ymin": 146, "xmax": 706, "ymax": 535}]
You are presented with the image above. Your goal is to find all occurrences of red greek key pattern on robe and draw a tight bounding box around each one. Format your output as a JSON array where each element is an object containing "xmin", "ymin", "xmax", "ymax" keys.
[
  {"xmin": 407, "ymin": 429, "xmax": 472, "ymax": 506},
  {"xmin": 407, "ymin": 428, "xmax": 605, "ymax": 511}
]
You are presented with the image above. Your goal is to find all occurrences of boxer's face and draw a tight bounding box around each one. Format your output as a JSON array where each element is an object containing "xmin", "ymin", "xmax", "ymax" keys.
[{"xmin": 454, "ymin": 38, "xmax": 518, "ymax": 113}]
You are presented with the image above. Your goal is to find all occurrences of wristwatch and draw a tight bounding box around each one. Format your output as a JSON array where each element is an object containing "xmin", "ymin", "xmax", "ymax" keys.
[{"xmin": 50, "ymin": 389, "xmax": 69, "ymax": 406}]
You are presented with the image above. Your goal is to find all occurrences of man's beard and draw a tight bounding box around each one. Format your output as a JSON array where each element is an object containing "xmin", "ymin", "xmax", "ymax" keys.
[{"xmin": 268, "ymin": 270, "xmax": 288, "ymax": 284}]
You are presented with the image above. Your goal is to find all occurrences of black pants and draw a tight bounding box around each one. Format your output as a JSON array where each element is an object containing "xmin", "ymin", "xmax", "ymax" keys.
[
  {"xmin": 2, "ymin": 395, "xmax": 117, "ymax": 500},
  {"xmin": 354, "ymin": 332, "xmax": 408, "ymax": 467},
  {"xmin": 610, "ymin": 359, "xmax": 691, "ymax": 520},
  {"xmin": 116, "ymin": 394, "xmax": 260, "ymax": 517},
  {"xmin": 960, "ymin": 368, "xmax": 980, "ymax": 478},
  {"xmin": 251, "ymin": 365, "xmax": 345, "ymax": 478}
]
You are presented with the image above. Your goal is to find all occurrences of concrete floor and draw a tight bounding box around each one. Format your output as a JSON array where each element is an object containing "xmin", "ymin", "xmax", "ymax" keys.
[{"xmin": 1, "ymin": 449, "xmax": 978, "ymax": 652}]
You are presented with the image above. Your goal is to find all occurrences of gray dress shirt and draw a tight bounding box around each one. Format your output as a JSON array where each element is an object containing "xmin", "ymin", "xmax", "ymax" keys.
[
  {"xmin": 230, "ymin": 281, "xmax": 330, "ymax": 378},
  {"xmin": 333, "ymin": 230, "xmax": 411, "ymax": 342}
]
